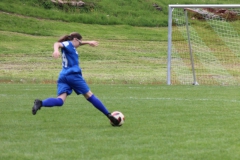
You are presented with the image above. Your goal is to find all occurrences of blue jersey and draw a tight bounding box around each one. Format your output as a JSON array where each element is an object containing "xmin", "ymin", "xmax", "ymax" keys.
[
  {"xmin": 56, "ymin": 41, "xmax": 89, "ymax": 96},
  {"xmin": 60, "ymin": 41, "xmax": 81, "ymax": 75}
]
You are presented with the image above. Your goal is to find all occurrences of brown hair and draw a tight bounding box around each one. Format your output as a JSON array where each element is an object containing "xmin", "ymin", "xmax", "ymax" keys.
[{"xmin": 58, "ymin": 32, "xmax": 82, "ymax": 42}]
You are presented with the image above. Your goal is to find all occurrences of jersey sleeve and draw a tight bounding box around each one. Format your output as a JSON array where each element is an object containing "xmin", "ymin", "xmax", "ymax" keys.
[{"xmin": 62, "ymin": 41, "xmax": 70, "ymax": 48}]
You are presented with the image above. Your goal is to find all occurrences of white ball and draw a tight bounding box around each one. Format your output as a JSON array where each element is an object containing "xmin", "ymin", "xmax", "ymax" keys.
[{"xmin": 110, "ymin": 111, "xmax": 125, "ymax": 126}]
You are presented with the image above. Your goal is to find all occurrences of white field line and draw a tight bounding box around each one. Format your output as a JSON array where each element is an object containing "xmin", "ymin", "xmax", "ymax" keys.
[
  {"xmin": 2, "ymin": 86, "xmax": 239, "ymax": 103},
  {"xmin": 1, "ymin": 93, "xmax": 239, "ymax": 104},
  {"xmin": 128, "ymin": 97, "xmax": 240, "ymax": 103}
]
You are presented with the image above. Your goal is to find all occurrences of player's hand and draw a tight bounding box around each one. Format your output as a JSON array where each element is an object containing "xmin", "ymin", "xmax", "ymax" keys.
[
  {"xmin": 52, "ymin": 51, "xmax": 60, "ymax": 59},
  {"xmin": 89, "ymin": 41, "xmax": 98, "ymax": 47}
]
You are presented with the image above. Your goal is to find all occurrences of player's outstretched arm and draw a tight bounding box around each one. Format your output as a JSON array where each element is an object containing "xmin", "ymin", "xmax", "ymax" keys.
[{"xmin": 81, "ymin": 41, "xmax": 99, "ymax": 47}]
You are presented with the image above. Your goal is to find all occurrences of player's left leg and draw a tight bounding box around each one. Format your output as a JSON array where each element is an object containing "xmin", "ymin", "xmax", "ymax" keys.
[
  {"xmin": 69, "ymin": 73, "xmax": 119, "ymax": 125},
  {"xmin": 69, "ymin": 74, "xmax": 110, "ymax": 115},
  {"xmin": 84, "ymin": 91, "xmax": 119, "ymax": 125},
  {"xmin": 84, "ymin": 91, "xmax": 110, "ymax": 115}
]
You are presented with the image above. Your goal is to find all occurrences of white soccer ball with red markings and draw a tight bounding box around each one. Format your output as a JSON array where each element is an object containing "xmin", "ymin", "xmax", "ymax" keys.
[{"xmin": 110, "ymin": 111, "xmax": 125, "ymax": 126}]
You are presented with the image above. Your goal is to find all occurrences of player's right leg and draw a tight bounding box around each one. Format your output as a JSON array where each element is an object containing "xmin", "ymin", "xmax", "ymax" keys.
[
  {"xmin": 32, "ymin": 96, "xmax": 65, "ymax": 115},
  {"xmin": 32, "ymin": 78, "xmax": 69, "ymax": 115},
  {"xmin": 32, "ymin": 76, "xmax": 72, "ymax": 115},
  {"xmin": 32, "ymin": 99, "xmax": 42, "ymax": 115}
]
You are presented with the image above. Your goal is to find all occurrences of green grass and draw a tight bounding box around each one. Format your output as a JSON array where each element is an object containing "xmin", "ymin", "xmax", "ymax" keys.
[
  {"xmin": 1, "ymin": 84, "xmax": 240, "ymax": 159},
  {"xmin": 1, "ymin": 2, "xmax": 240, "ymax": 84},
  {"xmin": 0, "ymin": 0, "xmax": 239, "ymax": 27},
  {"xmin": 1, "ymin": 1, "xmax": 240, "ymax": 159},
  {"xmin": 0, "ymin": 11, "xmax": 168, "ymax": 84}
]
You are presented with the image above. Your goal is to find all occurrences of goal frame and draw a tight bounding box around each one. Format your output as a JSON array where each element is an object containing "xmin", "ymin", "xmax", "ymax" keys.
[{"xmin": 167, "ymin": 4, "xmax": 240, "ymax": 85}]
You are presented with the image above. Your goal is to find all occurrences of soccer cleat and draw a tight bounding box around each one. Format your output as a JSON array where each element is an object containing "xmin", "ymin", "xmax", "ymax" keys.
[
  {"xmin": 108, "ymin": 113, "xmax": 120, "ymax": 126},
  {"xmin": 32, "ymin": 99, "xmax": 42, "ymax": 115}
]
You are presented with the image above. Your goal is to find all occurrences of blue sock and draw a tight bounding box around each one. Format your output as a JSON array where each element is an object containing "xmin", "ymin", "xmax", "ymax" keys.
[
  {"xmin": 87, "ymin": 94, "xmax": 110, "ymax": 115},
  {"xmin": 42, "ymin": 98, "xmax": 64, "ymax": 107}
]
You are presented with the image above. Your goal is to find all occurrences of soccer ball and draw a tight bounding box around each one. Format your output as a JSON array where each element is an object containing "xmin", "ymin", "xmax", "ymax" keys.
[{"xmin": 110, "ymin": 111, "xmax": 125, "ymax": 126}]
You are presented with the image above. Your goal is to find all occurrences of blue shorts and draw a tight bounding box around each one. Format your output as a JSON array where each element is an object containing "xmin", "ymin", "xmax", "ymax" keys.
[{"xmin": 57, "ymin": 73, "xmax": 90, "ymax": 96}]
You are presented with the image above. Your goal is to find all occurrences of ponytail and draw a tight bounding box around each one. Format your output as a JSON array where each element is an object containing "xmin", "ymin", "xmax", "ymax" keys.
[
  {"xmin": 58, "ymin": 35, "xmax": 72, "ymax": 42},
  {"xmin": 58, "ymin": 32, "xmax": 82, "ymax": 42}
]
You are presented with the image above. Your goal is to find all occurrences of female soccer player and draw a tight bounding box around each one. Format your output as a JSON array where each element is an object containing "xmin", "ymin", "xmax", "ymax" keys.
[{"xmin": 32, "ymin": 32, "xmax": 119, "ymax": 125}]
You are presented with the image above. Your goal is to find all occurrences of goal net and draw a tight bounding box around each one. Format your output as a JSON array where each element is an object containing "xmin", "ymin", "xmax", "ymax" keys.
[{"xmin": 167, "ymin": 5, "xmax": 240, "ymax": 85}]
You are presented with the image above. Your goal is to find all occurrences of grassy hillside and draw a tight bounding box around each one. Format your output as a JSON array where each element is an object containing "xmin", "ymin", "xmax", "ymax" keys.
[
  {"xmin": 0, "ymin": 11, "xmax": 167, "ymax": 84},
  {"xmin": 0, "ymin": 0, "xmax": 239, "ymax": 84},
  {"xmin": 0, "ymin": 0, "xmax": 239, "ymax": 27}
]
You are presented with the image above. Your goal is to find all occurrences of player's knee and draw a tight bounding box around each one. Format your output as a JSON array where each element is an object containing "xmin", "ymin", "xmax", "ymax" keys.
[
  {"xmin": 84, "ymin": 91, "xmax": 93, "ymax": 99},
  {"xmin": 57, "ymin": 98, "xmax": 64, "ymax": 106}
]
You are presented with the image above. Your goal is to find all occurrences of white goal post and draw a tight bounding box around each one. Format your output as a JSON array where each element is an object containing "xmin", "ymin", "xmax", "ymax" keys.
[{"xmin": 167, "ymin": 4, "xmax": 240, "ymax": 85}]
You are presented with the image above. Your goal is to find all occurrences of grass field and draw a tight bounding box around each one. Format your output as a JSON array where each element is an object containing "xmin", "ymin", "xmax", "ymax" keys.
[
  {"xmin": 1, "ymin": 83, "xmax": 240, "ymax": 160},
  {"xmin": 1, "ymin": 1, "xmax": 240, "ymax": 159}
]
